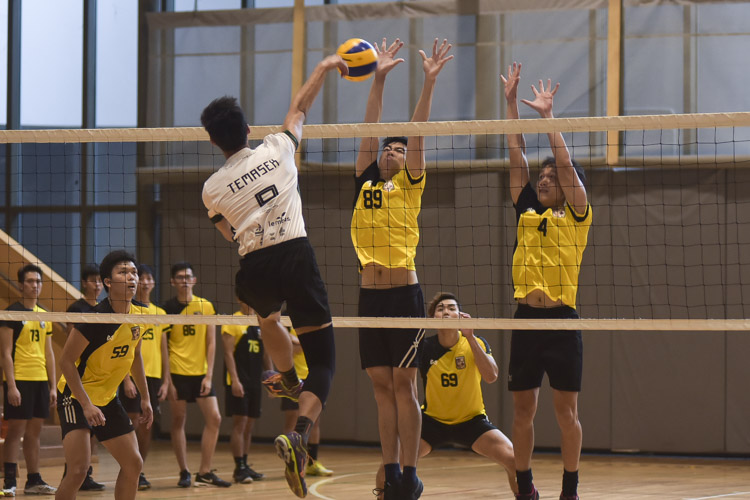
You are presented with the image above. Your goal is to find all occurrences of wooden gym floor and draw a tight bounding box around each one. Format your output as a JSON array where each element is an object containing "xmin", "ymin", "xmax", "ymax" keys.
[{"xmin": 36, "ymin": 440, "xmax": 750, "ymax": 499}]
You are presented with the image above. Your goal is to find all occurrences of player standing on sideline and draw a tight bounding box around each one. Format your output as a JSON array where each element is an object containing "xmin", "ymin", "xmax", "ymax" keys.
[
  {"xmin": 351, "ymin": 37, "xmax": 453, "ymax": 500},
  {"xmin": 162, "ymin": 262, "xmax": 229, "ymax": 488},
  {"xmin": 501, "ymin": 63, "xmax": 592, "ymax": 500},
  {"xmin": 374, "ymin": 292, "xmax": 517, "ymax": 498},
  {"xmin": 56, "ymin": 250, "xmax": 153, "ymax": 500},
  {"xmin": 118, "ymin": 264, "xmax": 170, "ymax": 490},
  {"xmin": 201, "ymin": 53, "xmax": 347, "ymax": 498},
  {"xmin": 221, "ymin": 297, "xmax": 268, "ymax": 484},
  {"xmin": 280, "ymin": 328, "xmax": 333, "ymax": 477},
  {"xmin": 0, "ymin": 264, "xmax": 57, "ymax": 495}
]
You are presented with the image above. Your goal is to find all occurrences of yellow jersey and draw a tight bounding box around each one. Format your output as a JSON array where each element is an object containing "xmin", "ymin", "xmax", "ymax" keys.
[
  {"xmin": 57, "ymin": 299, "xmax": 146, "ymax": 406},
  {"xmin": 419, "ymin": 333, "xmax": 490, "ymax": 425},
  {"xmin": 163, "ymin": 295, "xmax": 216, "ymax": 376},
  {"xmin": 134, "ymin": 302, "xmax": 166, "ymax": 379},
  {"xmin": 351, "ymin": 162, "xmax": 425, "ymax": 271},
  {"xmin": 512, "ymin": 183, "xmax": 592, "ymax": 308},
  {"xmin": 1, "ymin": 302, "xmax": 54, "ymax": 382}
]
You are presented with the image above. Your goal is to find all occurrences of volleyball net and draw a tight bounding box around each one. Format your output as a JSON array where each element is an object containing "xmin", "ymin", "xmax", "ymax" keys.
[{"xmin": 1, "ymin": 112, "xmax": 750, "ymax": 331}]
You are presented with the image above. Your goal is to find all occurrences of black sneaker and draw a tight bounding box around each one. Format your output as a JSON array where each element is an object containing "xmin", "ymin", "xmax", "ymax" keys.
[
  {"xmin": 560, "ymin": 495, "xmax": 579, "ymax": 500},
  {"xmin": 79, "ymin": 467, "xmax": 105, "ymax": 492},
  {"xmin": 401, "ymin": 477, "xmax": 423, "ymax": 500},
  {"xmin": 177, "ymin": 470, "xmax": 191, "ymax": 488},
  {"xmin": 245, "ymin": 465, "xmax": 264, "ymax": 481},
  {"xmin": 194, "ymin": 471, "xmax": 231, "ymax": 488},
  {"xmin": 517, "ymin": 487, "xmax": 540, "ymax": 500},
  {"xmin": 232, "ymin": 467, "xmax": 253, "ymax": 484},
  {"xmin": 373, "ymin": 479, "xmax": 400, "ymax": 500},
  {"xmin": 138, "ymin": 473, "xmax": 151, "ymax": 491}
]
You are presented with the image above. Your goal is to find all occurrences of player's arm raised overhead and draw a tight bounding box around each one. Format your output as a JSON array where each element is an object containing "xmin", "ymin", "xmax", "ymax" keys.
[
  {"xmin": 500, "ymin": 62, "xmax": 529, "ymax": 205},
  {"xmin": 282, "ymin": 54, "xmax": 348, "ymax": 147},
  {"xmin": 522, "ymin": 78, "xmax": 588, "ymax": 214},
  {"xmin": 355, "ymin": 38, "xmax": 405, "ymax": 176},
  {"xmin": 405, "ymin": 38, "xmax": 453, "ymax": 179},
  {"xmin": 459, "ymin": 312, "xmax": 499, "ymax": 384}
]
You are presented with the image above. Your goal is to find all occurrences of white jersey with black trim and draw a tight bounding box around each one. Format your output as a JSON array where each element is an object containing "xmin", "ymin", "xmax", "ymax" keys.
[{"xmin": 202, "ymin": 131, "xmax": 306, "ymax": 255}]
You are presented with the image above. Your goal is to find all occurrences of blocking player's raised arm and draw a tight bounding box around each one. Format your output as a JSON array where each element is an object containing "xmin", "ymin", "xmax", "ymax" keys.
[
  {"xmin": 406, "ymin": 38, "xmax": 453, "ymax": 179},
  {"xmin": 356, "ymin": 38, "xmax": 404, "ymax": 176},
  {"xmin": 501, "ymin": 62, "xmax": 530, "ymax": 205},
  {"xmin": 282, "ymin": 54, "xmax": 348, "ymax": 146}
]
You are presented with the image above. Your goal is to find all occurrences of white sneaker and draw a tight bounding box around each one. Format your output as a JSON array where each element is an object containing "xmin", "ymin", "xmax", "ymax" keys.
[
  {"xmin": 1, "ymin": 486, "xmax": 16, "ymax": 497},
  {"xmin": 23, "ymin": 482, "xmax": 56, "ymax": 495}
]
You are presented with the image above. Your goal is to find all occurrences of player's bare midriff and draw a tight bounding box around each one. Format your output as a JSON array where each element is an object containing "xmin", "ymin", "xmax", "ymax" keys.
[
  {"xmin": 518, "ymin": 289, "xmax": 564, "ymax": 308},
  {"xmin": 360, "ymin": 264, "xmax": 418, "ymax": 289}
]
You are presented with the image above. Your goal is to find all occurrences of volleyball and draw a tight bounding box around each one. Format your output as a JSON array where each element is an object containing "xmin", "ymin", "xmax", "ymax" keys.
[{"xmin": 336, "ymin": 38, "xmax": 378, "ymax": 81}]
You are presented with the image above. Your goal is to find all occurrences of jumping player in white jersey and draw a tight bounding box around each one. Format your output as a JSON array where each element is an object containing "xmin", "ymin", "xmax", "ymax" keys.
[{"xmin": 201, "ymin": 54, "xmax": 347, "ymax": 498}]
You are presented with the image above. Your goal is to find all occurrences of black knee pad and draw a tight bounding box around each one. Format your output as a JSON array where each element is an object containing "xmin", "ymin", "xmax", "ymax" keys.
[{"xmin": 298, "ymin": 325, "xmax": 336, "ymax": 405}]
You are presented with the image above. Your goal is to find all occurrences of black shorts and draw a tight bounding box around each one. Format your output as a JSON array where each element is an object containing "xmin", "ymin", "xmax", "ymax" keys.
[
  {"xmin": 281, "ymin": 398, "xmax": 299, "ymax": 411},
  {"xmin": 421, "ymin": 413, "xmax": 497, "ymax": 449},
  {"xmin": 225, "ymin": 381, "xmax": 262, "ymax": 418},
  {"xmin": 236, "ymin": 237, "xmax": 332, "ymax": 329},
  {"xmin": 119, "ymin": 377, "xmax": 162, "ymax": 415},
  {"xmin": 508, "ymin": 304, "xmax": 583, "ymax": 392},
  {"xmin": 57, "ymin": 393, "xmax": 134, "ymax": 442},
  {"xmin": 358, "ymin": 285, "xmax": 426, "ymax": 369},
  {"xmin": 171, "ymin": 374, "xmax": 216, "ymax": 402},
  {"xmin": 3, "ymin": 381, "xmax": 50, "ymax": 420}
]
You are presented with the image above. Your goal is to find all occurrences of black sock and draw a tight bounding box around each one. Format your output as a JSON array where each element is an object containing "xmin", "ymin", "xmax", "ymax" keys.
[
  {"xmin": 516, "ymin": 468, "xmax": 534, "ymax": 495},
  {"xmin": 402, "ymin": 465, "xmax": 417, "ymax": 484},
  {"xmin": 294, "ymin": 416, "xmax": 314, "ymax": 445},
  {"xmin": 281, "ymin": 367, "xmax": 299, "ymax": 388},
  {"xmin": 234, "ymin": 457, "xmax": 243, "ymax": 470},
  {"xmin": 242, "ymin": 454, "xmax": 248, "ymax": 468},
  {"xmin": 308, "ymin": 443, "xmax": 319, "ymax": 461},
  {"xmin": 4, "ymin": 462, "xmax": 17, "ymax": 488},
  {"xmin": 26, "ymin": 472, "xmax": 42, "ymax": 485},
  {"xmin": 383, "ymin": 463, "xmax": 401, "ymax": 484},
  {"xmin": 562, "ymin": 469, "xmax": 578, "ymax": 497}
]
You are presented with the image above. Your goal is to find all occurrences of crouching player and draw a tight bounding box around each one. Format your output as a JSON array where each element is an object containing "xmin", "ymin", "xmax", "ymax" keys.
[{"xmin": 56, "ymin": 251, "xmax": 153, "ymax": 500}]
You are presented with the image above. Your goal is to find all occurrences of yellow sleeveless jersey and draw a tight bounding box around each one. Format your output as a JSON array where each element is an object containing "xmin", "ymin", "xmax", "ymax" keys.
[
  {"xmin": 163, "ymin": 295, "xmax": 216, "ymax": 376},
  {"xmin": 1, "ymin": 302, "xmax": 54, "ymax": 382},
  {"xmin": 222, "ymin": 311, "xmax": 264, "ymax": 385},
  {"xmin": 351, "ymin": 162, "xmax": 425, "ymax": 271},
  {"xmin": 57, "ymin": 300, "xmax": 146, "ymax": 406},
  {"xmin": 512, "ymin": 183, "xmax": 592, "ymax": 308},
  {"xmin": 289, "ymin": 328, "xmax": 308, "ymax": 380},
  {"xmin": 134, "ymin": 302, "xmax": 166, "ymax": 379},
  {"xmin": 418, "ymin": 334, "xmax": 490, "ymax": 425}
]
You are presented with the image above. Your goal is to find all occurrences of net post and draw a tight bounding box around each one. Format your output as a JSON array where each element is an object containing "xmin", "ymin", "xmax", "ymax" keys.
[{"xmin": 606, "ymin": 0, "xmax": 623, "ymax": 166}]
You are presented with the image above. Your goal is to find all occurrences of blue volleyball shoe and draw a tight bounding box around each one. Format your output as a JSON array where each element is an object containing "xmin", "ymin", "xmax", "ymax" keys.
[{"xmin": 275, "ymin": 432, "xmax": 308, "ymax": 498}]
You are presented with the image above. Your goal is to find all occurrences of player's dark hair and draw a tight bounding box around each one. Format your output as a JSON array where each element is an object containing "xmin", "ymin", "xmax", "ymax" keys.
[
  {"xmin": 99, "ymin": 250, "xmax": 137, "ymax": 293},
  {"xmin": 138, "ymin": 264, "xmax": 154, "ymax": 278},
  {"xmin": 17, "ymin": 264, "xmax": 42, "ymax": 284},
  {"xmin": 427, "ymin": 291, "xmax": 461, "ymax": 318},
  {"xmin": 201, "ymin": 96, "xmax": 249, "ymax": 153},
  {"xmin": 382, "ymin": 137, "xmax": 408, "ymax": 150},
  {"xmin": 81, "ymin": 264, "xmax": 100, "ymax": 281},
  {"xmin": 171, "ymin": 261, "xmax": 194, "ymax": 278},
  {"xmin": 541, "ymin": 156, "xmax": 586, "ymax": 185}
]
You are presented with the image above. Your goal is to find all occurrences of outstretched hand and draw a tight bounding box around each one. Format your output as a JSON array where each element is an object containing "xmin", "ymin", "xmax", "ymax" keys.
[
  {"xmin": 459, "ymin": 311, "xmax": 474, "ymax": 340},
  {"xmin": 374, "ymin": 38, "xmax": 404, "ymax": 79},
  {"xmin": 420, "ymin": 38, "xmax": 454, "ymax": 81},
  {"xmin": 500, "ymin": 62, "xmax": 522, "ymax": 103},
  {"xmin": 322, "ymin": 54, "xmax": 349, "ymax": 78},
  {"xmin": 521, "ymin": 78, "xmax": 560, "ymax": 118}
]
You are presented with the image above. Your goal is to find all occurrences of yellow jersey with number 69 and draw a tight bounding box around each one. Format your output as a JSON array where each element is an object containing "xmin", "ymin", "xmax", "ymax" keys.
[
  {"xmin": 351, "ymin": 162, "xmax": 425, "ymax": 271},
  {"xmin": 512, "ymin": 183, "xmax": 592, "ymax": 309}
]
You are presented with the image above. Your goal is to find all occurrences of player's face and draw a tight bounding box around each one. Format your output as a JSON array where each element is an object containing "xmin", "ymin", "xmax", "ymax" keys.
[
  {"xmin": 171, "ymin": 269, "xmax": 196, "ymax": 294},
  {"xmin": 139, "ymin": 272, "xmax": 155, "ymax": 297},
  {"xmin": 537, "ymin": 166, "xmax": 565, "ymax": 208},
  {"xmin": 107, "ymin": 261, "xmax": 139, "ymax": 301},
  {"xmin": 81, "ymin": 275, "xmax": 103, "ymax": 299},
  {"xmin": 433, "ymin": 299, "xmax": 460, "ymax": 319},
  {"xmin": 21, "ymin": 272, "xmax": 42, "ymax": 300},
  {"xmin": 378, "ymin": 142, "xmax": 406, "ymax": 180}
]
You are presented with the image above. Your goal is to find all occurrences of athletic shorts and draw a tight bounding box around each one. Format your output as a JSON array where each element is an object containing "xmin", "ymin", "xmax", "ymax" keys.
[
  {"xmin": 236, "ymin": 237, "xmax": 332, "ymax": 329},
  {"xmin": 225, "ymin": 381, "xmax": 262, "ymax": 418},
  {"xmin": 119, "ymin": 377, "xmax": 162, "ymax": 414},
  {"xmin": 57, "ymin": 393, "xmax": 133, "ymax": 442},
  {"xmin": 421, "ymin": 413, "xmax": 497, "ymax": 449},
  {"xmin": 171, "ymin": 373, "xmax": 216, "ymax": 402},
  {"xmin": 358, "ymin": 284, "xmax": 426, "ymax": 369},
  {"xmin": 508, "ymin": 304, "xmax": 583, "ymax": 392},
  {"xmin": 3, "ymin": 381, "xmax": 50, "ymax": 420}
]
